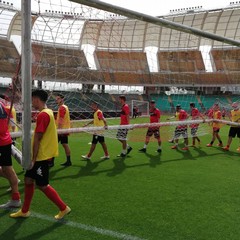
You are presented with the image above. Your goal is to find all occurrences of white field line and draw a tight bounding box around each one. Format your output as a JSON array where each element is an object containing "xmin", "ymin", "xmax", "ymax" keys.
[{"xmin": 30, "ymin": 211, "xmax": 146, "ymax": 240}]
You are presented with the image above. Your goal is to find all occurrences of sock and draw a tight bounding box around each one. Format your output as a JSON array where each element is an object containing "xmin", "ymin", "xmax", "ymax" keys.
[
  {"xmin": 158, "ymin": 146, "xmax": 161, "ymax": 150},
  {"xmin": 122, "ymin": 149, "xmax": 127, "ymax": 154},
  {"xmin": 42, "ymin": 185, "xmax": 66, "ymax": 211},
  {"xmin": 22, "ymin": 183, "xmax": 35, "ymax": 213},
  {"xmin": 12, "ymin": 192, "xmax": 20, "ymax": 201},
  {"xmin": 104, "ymin": 150, "xmax": 109, "ymax": 156},
  {"xmin": 210, "ymin": 141, "xmax": 213, "ymax": 145},
  {"xmin": 67, "ymin": 156, "xmax": 71, "ymax": 162},
  {"xmin": 143, "ymin": 144, "xmax": 147, "ymax": 149},
  {"xmin": 219, "ymin": 140, "xmax": 222, "ymax": 144}
]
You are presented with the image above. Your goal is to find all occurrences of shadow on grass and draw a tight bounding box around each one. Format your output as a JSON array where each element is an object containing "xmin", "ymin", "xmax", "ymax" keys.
[{"xmin": 0, "ymin": 209, "xmax": 62, "ymax": 240}]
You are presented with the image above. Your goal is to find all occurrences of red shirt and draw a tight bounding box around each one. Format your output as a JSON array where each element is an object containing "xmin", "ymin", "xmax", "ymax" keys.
[
  {"xmin": 0, "ymin": 102, "xmax": 12, "ymax": 146},
  {"xmin": 150, "ymin": 108, "xmax": 160, "ymax": 123},
  {"xmin": 190, "ymin": 107, "xmax": 200, "ymax": 128},
  {"xmin": 59, "ymin": 105, "xmax": 66, "ymax": 118},
  {"xmin": 177, "ymin": 109, "xmax": 188, "ymax": 129},
  {"xmin": 35, "ymin": 112, "xmax": 50, "ymax": 133},
  {"xmin": 120, "ymin": 104, "xmax": 130, "ymax": 125}
]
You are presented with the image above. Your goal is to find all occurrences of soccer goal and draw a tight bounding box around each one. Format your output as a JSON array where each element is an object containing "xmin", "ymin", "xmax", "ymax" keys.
[{"xmin": 131, "ymin": 100, "xmax": 149, "ymax": 118}]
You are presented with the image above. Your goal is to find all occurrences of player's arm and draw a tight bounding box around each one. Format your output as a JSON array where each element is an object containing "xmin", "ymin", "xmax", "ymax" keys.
[{"xmin": 84, "ymin": 120, "xmax": 93, "ymax": 127}]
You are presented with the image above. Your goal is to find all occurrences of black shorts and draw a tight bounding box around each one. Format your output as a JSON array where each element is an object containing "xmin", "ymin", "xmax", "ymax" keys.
[
  {"xmin": 0, "ymin": 144, "xmax": 12, "ymax": 166},
  {"xmin": 228, "ymin": 127, "xmax": 240, "ymax": 138},
  {"xmin": 25, "ymin": 160, "xmax": 49, "ymax": 186},
  {"xmin": 92, "ymin": 135, "xmax": 105, "ymax": 144},
  {"xmin": 174, "ymin": 128, "xmax": 188, "ymax": 139},
  {"xmin": 191, "ymin": 127, "xmax": 198, "ymax": 137},
  {"xmin": 58, "ymin": 134, "xmax": 68, "ymax": 144},
  {"xmin": 116, "ymin": 129, "xmax": 128, "ymax": 140},
  {"xmin": 146, "ymin": 127, "xmax": 160, "ymax": 138}
]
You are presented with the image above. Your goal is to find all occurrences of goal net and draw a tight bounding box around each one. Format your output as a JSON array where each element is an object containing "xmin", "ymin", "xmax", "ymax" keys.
[
  {"xmin": 0, "ymin": 0, "xmax": 239, "ymax": 162},
  {"xmin": 131, "ymin": 100, "xmax": 149, "ymax": 118}
]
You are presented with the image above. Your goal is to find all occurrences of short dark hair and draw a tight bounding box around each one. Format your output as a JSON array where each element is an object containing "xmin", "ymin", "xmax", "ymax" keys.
[
  {"xmin": 150, "ymin": 100, "xmax": 155, "ymax": 104},
  {"xmin": 190, "ymin": 102, "xmax": 195, "ymax": 107},
  {"xmin": 32, "ymin": 89, "xmax": 48, "ymax": 102},
  {"xmin": 56, "ymin": 93, "xmax": 65, "ymax": 99},
  {"xmin": 176, "ymin": 104, "xmax": 181, "ymax": 108},
  {"xmin": 119, "ymin": 95, "xmax": 126, "ymax": 101}
]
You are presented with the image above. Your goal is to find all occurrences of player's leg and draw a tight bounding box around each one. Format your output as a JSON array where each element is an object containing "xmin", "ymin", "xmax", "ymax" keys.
[
  {"xmin": 37, "ymin": 161, "xmax": 70, "ymax": 219},
  {"xmin": 82, "ymin": 135, "xmax": 97, "ymax": 160},
  {"xmin": 139, "ymin": 128, "xmax": 152, "ymax": 152},
  {"xmin": 0, "ymin": 144, "xmax": 21, "ymax": 208},
  {"xmin": 182, "ymin": 129, "xmax": 189, "ymax": 150},
  {"xmin": 171, "ymin": 128, "xmax": 180, "ymax": 149},
  {"xmin": 60, "ymin": 135, "xmax": 71, "ymax": 166},
  {"xmin": 99, "ymin": 137, "xmax": 110, "ymax": 159}
]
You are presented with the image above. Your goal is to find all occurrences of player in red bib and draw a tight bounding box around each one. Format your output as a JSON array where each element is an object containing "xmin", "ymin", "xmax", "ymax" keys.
[
  {"xmin": 0, "ymin": 101, "xmax": 21, "ymax": 208},
  {"xmin": 171, "ymin": 105, "xmax": 189, "ymax": 150},
  {"xmin": 189, "ymin": 102, "xmax": 205, "ymax": 147},
  {"xmin": 139, "ymin": 100, "xmax": 162, "ymax": 153},
  {"xmin": 116, "ymin": 95, "xmax": 132, "ymax": 157}
]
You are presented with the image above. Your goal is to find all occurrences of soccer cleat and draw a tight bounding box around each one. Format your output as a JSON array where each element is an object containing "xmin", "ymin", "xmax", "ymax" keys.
[
  {"xmin": 55, "ymin": 206, "xmax": 71, "ymax": 220},
  {"xmin": 139, "ymin": 148, "xmax": 146, "ymax": 153},
  {"xmin": 61, "ymin": 161, "xmax": 72, "ymax": 166},
  {"xmin": 100, "ymin": 155, "xmax": 110, "ymax": 160},
  {"xmin": 168, "ymin": 139, "xmax": 174, "ymax": 143},
  {"xmin": 156, "ymin": 149, "xmax": 162, "ymax": 153},
  {"xmin": 237, "ymin": 147, "xmax": 240, "ymax": 152},
  {"xmin": 206, "ymin": 143, "xmax": 212, "ymax": 147},
  {"xmin": 171, "ymin": 145, "xmax": 178, "ymax": 149},
  {"xmin": 127, "ymin": 146, "xmax": 133, "ymax": 154},
  {"xmin": 117, "ymin": 153, "xmax": 126, "ymax": 158},
  {"xmin": 222, "ymin": 146, "xmax": 229, "ymax": 151},
  {"xmin": 0, "ymin": 199, "xmax": 21, "ymax": 209},
  {"xmin": 10, "ymin": 209, "xmax": 30, "ymax": 218},
  {"xmin": 217, "ymin": 143, "xmax": 223, "ymax": 147},
  {"xmin": 6, "ymin": 179, "xmax": 21, "ymax": 192},
  {"xmin": 182, "ymin": 147, "xmax": 189, "ymax": 150},
  {"xmin": 81, "ymin": 155, "xmax": 91, "ymax": 161}
]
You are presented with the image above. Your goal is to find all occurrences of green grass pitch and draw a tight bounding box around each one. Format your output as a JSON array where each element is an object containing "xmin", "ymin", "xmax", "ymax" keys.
[{"xmin": 1, "ymin": 116, "xmax": 240, "ymax": 240}]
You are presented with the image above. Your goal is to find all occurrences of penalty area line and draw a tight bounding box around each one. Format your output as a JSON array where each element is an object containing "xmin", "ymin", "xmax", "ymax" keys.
[{"xmin": 31, "ymin": 211, "xmax": 146, "ymax": 240}]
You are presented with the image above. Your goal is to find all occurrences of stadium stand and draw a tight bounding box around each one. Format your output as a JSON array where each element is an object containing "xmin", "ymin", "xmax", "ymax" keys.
[
  {"xmin": 0, "ymin": 38, "xmax": 20, "ymax": 78},
  {"xmin": 94, "ymin": 50, "xmax": 150, "ymax": 73},
  {"xmin": 157, "ymin": 50, "xmax": 205, "ymax": 72},
  {"xmin": 32, "ymin": 43, "xmax": 89, "ymax": 82},
  {"xmin": 211, "ymin": 48, "xmax": 240, "ymax": 72}
]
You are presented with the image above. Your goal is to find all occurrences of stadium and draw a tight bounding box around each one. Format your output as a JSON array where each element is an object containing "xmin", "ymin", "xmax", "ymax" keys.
[{"xmin": 1, "ymin": 0, "xmax": 240, "ymax": 239}]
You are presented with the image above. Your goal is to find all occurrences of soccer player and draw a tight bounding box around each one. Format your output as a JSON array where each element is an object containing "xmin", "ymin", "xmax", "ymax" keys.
[
  {"xmin": 171, "ymin": 105, "xmax": 189, "ymax": 150},
  {"xmin": 116, "ymin": 95, "xmax": 132, "ymax": 157},
  {"xmin": 50, "ymin": 93, "xmax": 71, "ymax": 167},
  {"xmin": 0, "ymin": 100, "xmax": 21, "ymax": 209},
  {"xmin": 132, "ymin": 105, "xmax": 138, "ymax": 118},
  {"xmin": 139, "ymin": 100, "xmax": 162, "ymax": 153},
  {"xmin": 10, "ymin": 89, "xmax": 71, "ymax": 219},
  {"xmin": 206, "ymin": 103, "xmax": 223, "ymax": 147},
  {"xmin": 223, "ymin": 102, "xmax": 240, "ymax": 151},
  {"xmin": 189, "ymin": 102, "xmax": 205, "ymax": 147},
  {"xmin": 82, "ymin": 101, "xmax": 110, "ymax": 160}
]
